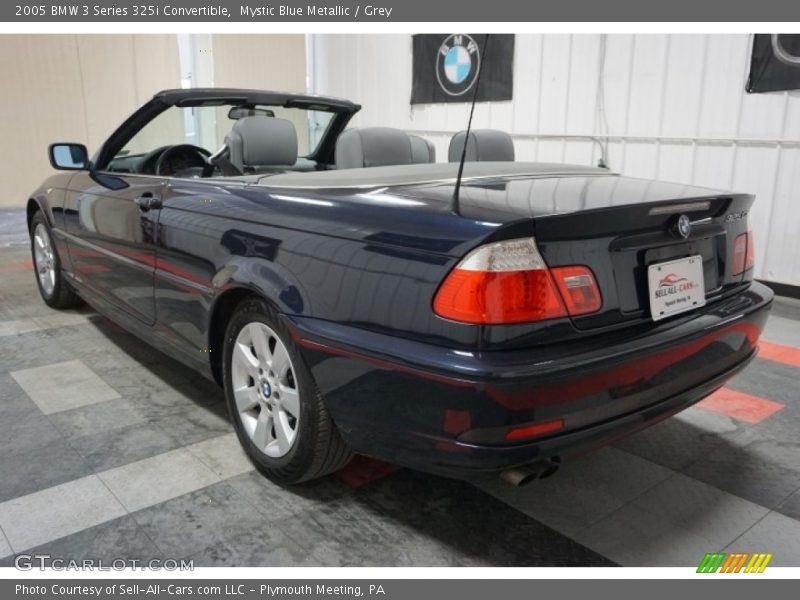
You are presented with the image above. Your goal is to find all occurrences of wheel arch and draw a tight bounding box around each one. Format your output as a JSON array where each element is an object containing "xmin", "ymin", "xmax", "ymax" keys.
[
  {"xmin": 206, "ymin": 253, "xmax": 312, "ymax": 385},
  {"xmin": 27, "ymin": 192, "xmax": 62, "ymax": 233},
  {"xmin": 207, "ymin": 286, "xmax": 281, "ymax": 386},
  {"xmin": 26, "ymin": 198, "xmax": 45, "ymax": 233}
]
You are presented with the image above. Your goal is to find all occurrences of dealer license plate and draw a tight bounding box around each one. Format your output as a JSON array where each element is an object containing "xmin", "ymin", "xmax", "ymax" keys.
[{"xmin": 647, "ymin": 255, "xmax": 706, "ymax": 321}]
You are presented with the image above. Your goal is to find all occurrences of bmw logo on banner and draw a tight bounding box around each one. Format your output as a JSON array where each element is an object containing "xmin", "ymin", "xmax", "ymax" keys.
[
  {"xmin": 411, "ymin": 34, "xmax": 515, "ymax": 104},
  {"xmin": 436, "ymin": 34, "xmax": 481, "ymax": 96},
  {"xmin": 747, "ymin": 34, "xmax": 800, "ymax": 93}
]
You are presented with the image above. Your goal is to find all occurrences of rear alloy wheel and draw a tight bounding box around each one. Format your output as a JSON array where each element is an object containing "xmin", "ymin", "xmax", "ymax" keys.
[
  {"xmin": 223, "ymin": 297, "xmax": 353, "ymax": 483},
  {"xmin": 30, "ymin": 211, "xmax": 81, "ymax": 309},
  {"xmin": 231, "ymin": 322, "xmax": 300, "ymax": 458}
]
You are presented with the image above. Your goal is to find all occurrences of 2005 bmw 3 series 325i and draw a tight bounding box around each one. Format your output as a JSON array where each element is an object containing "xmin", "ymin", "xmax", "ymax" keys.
[{"xmin": 27, "ymin": 89, "xmax": 772, "ymax": 485}]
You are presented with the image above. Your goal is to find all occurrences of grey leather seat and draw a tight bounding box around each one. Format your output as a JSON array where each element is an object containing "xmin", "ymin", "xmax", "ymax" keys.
[
  {"xmin": 448, "ymin": 129, "xmax": 515, "ymax": 162},
  {"xmin": 335, "ymin": 127, "xmax": 435, "ymax": 169},
  {"xmin": 224, "ymin": 116, "xmax": 298, "ymax": 173},
  {"xmin": 409, "ymin": 135, "xmax": 436, "ymax": 164}
]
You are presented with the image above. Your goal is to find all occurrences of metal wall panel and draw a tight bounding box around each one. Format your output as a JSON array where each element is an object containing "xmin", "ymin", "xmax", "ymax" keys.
[{"xmin": 310, "ymin": 33, "xmax": 800, "ymax": 286}]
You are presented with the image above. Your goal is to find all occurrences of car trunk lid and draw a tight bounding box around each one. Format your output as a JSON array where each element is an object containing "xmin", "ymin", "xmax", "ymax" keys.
[
  {"xmin": 532, "ymin": 192, "xmax": 753, "ymax": 329},
  {"xmin": 395, "ymin": 170, "xmax": 754, "ymax": 329}
]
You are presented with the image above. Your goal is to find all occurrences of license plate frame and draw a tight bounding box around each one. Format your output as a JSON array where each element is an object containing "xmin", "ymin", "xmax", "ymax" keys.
[{"xmin": 647, "ymin": 255, "xmax": 706, "ymax": 322}]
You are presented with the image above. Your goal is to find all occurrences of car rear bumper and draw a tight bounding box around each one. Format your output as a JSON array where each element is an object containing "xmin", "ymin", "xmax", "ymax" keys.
[{"xmin": 288, "ymin": 281, "xmax": 773, "ymax": 477}]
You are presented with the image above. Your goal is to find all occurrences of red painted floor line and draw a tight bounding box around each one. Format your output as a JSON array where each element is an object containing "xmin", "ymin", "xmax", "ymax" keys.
[
  {"xmin": 0, "ymin": 259, "xmax": 32, "ymax": 273},
  {"xmin": 697, "ymin": 387, "xmax": 785, "ymax": 424},
  {"xmin": 758, "ymin": 340, "xmax": 800, "ymax": 370},
  {"xmin": 335, "ymin": 455, "xmax": 401, "ymax": 488}
]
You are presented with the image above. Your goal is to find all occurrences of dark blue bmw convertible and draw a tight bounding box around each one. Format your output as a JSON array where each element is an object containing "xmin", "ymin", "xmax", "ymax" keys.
[{"xmin": 27, "ymin": 88, "xmax": 772, "ymax": 485}]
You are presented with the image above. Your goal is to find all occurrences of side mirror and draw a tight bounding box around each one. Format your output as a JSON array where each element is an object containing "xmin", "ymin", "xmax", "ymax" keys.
[{"xmin": 49, "ymin": 143, "xmax": 89, "ymax": 170}]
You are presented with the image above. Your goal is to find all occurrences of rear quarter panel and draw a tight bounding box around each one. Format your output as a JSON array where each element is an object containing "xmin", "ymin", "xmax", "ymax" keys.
[{"xmin": 154, "ymin": 180, "xmax": 499, "ymax": 356}]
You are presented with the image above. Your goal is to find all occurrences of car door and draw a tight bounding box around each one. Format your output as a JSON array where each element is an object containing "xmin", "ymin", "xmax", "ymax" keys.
[{"xmin": 63, "ymin": 172, "xmax": 165, "ymax": 325}]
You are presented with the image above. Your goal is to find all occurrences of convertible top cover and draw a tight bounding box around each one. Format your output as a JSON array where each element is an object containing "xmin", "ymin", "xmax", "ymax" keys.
[{"xmin": 253, "ymin": 161, "xmax": 612, "ymax": 189}]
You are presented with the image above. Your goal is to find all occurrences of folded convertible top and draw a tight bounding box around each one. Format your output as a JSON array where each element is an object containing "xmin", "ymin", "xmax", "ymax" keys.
[{"xmin": 252, "ymin": 161, "xmax": 612, "ymax": 190}]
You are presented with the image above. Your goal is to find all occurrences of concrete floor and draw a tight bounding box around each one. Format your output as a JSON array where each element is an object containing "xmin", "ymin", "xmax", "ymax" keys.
[{"xmin": 1, "ymin": 208, "xmax": 799, "ymax": 567}]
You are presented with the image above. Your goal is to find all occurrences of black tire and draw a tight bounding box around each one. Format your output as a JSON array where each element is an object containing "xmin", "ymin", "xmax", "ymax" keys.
[
  {"xmin": 222, "ymin": 296, "xmax": 353, "ymax": 484},
  {"xmin": 30, "ymin": 211, "xmax": 82, "ymax": 309}
]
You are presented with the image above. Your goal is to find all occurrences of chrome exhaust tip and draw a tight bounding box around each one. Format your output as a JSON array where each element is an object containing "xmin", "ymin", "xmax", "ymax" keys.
[{"xmin": 500, "ymin": 459, "xmax": 560, "ymax": 487}]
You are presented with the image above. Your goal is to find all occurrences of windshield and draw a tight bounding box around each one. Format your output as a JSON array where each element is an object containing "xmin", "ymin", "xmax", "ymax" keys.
[{"xmin": 115, "ymin": 103, "xmax": 335, "ymax": 160}]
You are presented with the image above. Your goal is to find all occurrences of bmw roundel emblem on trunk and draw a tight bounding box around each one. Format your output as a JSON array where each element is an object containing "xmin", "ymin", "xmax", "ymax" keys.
[
  {"xmin": 436, "ymin": 34, "xmax": 481, "ymax": 96},
  {"xmin": 673, "ymin": 214, "xmax": 692, "ymax": 239}
]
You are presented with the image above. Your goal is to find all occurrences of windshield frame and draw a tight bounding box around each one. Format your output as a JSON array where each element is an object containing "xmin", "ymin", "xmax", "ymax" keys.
[{"xmin": 92, "ymin": 88, "xmax": 360, "ymax": 172}]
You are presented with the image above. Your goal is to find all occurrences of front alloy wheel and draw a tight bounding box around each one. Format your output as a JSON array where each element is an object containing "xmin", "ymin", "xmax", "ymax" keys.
[
  {"xmin": 29, "ymin": 211, "xmax": 81, "ymax": 309},
  {"xmin": 32, "ymin": 222, "xmax": 56, "ymax": 296}
]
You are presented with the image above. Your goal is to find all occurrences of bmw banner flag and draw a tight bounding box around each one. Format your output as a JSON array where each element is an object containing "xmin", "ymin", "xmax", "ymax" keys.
[
  {"xmin": 747, "ymin": 34, "xmax": 800, "ymax": 93},
  {"xmin": 411, "ymin": 34, "xmax": 514, "ymax": 104}
]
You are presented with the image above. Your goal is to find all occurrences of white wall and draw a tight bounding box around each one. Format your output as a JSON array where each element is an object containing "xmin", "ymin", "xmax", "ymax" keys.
[
  {"xmin": 0, "ymin": 35, "xmax": 182, "ymax": 209},
  {"xmin": 212, "ymin": 34, "xmax": 308, "ymax": 151},
  {"xmin": 310, "ymin": 34, "xmax": 800, "ymax": 287},
  {"xmin": 1, "ymin": 34, "xmax": 307, "ymax": 211}
]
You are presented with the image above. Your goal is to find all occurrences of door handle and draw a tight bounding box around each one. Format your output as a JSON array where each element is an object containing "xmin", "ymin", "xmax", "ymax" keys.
[{"xmin": 135, "ymin": 193, "xmax": 162, "ymax": 211}]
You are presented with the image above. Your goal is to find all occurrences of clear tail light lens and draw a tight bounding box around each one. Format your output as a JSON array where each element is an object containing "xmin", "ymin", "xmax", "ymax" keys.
[
  {"xmin": 433, "ymin": 237, "xmax": 601, "ymax": 324},
  {"xmin": 551, "ymin": 266, "xmax": 603, "ymax": 316},
  {"xmin": 732, "ymin": 231, "xmax": 755, "ymax": 276},
  {"xmin": 745, "ymin": 231, "xmax": 755, "ymax": 272}
]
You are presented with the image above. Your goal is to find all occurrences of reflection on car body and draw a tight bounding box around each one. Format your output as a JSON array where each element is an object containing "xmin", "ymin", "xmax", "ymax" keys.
[{"xmin": 27, "ymin": 88, "xmax": 771, "ymax": 485}]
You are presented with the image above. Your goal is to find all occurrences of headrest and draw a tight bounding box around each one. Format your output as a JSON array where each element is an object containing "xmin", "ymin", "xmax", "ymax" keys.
[
  {"xmin": 448, "ymin": 129, "xmax": 515, "ymax": 162},
  {"xmin": 336, "ymin": 127, "xmax": 435, "ymax": 169},
  {"xmin": 409, "ymin": 135, "xmax": 436, "ymax": 164},
  {"xmin": 226, "ymin": 116, "xmax": 298, "ymax": 169}
]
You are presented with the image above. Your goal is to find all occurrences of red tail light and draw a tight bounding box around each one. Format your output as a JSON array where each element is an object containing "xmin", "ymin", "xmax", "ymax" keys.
[
  {"xmin": 433, "ymin": 237, "xmax": 602, "ymax": 324},
  {"xmin": 732, "ymin": 231, "xmax": 755, "ymax": 275}
]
